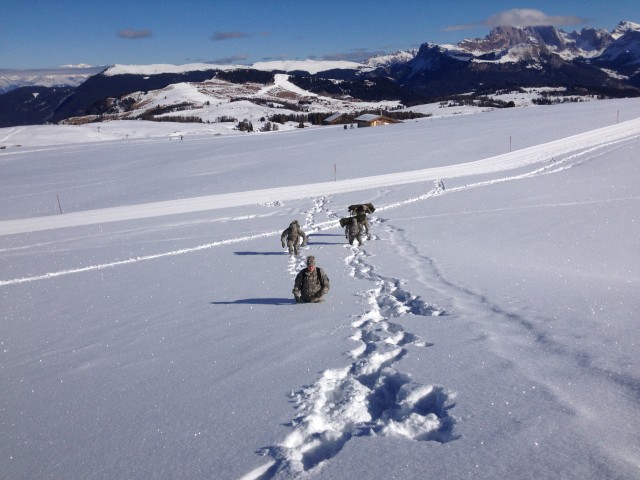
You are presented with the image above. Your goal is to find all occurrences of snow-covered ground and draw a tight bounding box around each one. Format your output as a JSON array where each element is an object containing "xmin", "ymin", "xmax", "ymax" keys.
[{"xmin": 1, "ymin": 98, "xmax": 639, "ymax": 479}]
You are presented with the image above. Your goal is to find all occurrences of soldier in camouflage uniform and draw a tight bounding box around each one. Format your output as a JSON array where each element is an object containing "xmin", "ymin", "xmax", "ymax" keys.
[
  {"xmin": 346, "ymin": 216, "xmax": 363, "ymax": 246},
  {"xmin": 281, "ymin": 220, "xmax": 308, "ymax": 255},
  {"xmin": 348, "ymin": 204, "xmax": 372, "ymax": 239},
  {"xmin": 356, "ymin": 212, "xmax": 370, "ymax": 239},
  {"xmin": 293, "ymin": 256, "xmax": 330, "ymax": 303}
]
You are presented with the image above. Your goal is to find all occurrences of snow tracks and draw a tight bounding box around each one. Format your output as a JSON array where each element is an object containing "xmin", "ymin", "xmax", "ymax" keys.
[
  {"xmin": 3, "ymin": 116, "xmax": 640, "ymax": 236},
  {"xmin": 243, "ymin": 203, "xmax": 454, "ymax": 479}
]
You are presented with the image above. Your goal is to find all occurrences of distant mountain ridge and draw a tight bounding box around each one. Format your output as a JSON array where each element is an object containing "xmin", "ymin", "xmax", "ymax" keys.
[
  {"xmin": 373, "ymin": 21, "xmax": 640, "ymax": 99},
  {"xmin": 0, "ymin": 66, "xmax": 105, "ymax": 94},
  {"xmin": 456, "ymin": 25, "xmax": 611, "ymax": 58},
  {"xmin": 1, "ymin": 21, "xmax": 639, "ymax": 128}
]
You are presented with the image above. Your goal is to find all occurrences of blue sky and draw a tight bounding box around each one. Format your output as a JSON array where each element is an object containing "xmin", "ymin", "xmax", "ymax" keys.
[{"xmin": 1, "ymin": 0, "xmax": 638, "ymax": 70}]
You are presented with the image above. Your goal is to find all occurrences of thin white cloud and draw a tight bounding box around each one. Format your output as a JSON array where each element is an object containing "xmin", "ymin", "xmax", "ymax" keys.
[
  {"xmin": 210, "ymin": 31, "xmax": 271, "ymax": 41},
  {"xmin": 117, "ymin": 29, "xmax": 153, "ymax": 39},
  {"xmin": 209, "ymin": 53, "xmax": 250, "ymax": 64},
  {"xmin": 446, "ymin": 8, "xmax": 586, "ymax": 31},
  {"xmin": 211, "ymin": 31, "xmax": 250, "ymax": 41},
  {"xmin": 59, "ymin": 64, "xmax": 96, "ymax": 69}
]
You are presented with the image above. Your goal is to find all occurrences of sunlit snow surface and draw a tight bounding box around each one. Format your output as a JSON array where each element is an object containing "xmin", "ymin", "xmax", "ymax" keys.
[{"xmin": 1, "ymin": 99, "xmax": 639, "ymax": 479}]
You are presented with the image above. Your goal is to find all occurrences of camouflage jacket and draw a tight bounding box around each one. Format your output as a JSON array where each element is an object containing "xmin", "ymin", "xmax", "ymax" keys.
[
  {"xmin": 281, "ymin": 224, "xmax": 307, "ymax": 245},
  {"xmin": 355, "ymin": 212, "xmax": 368, "ymax": 224},
  {"xmin": 346, "ymin": 218, "xmax": 360, "ymax": 235},
  {"xmin": 293, "ymin": 267, "xmax": 330, "ymax": 300}
]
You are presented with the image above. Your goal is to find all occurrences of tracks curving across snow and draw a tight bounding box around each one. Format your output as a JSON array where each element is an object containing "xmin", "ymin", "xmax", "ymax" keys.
[
  {"xmin": 2, "ymin": 129, "xmax": 636, "ymax": 288},
  {"xmin": 242, "ymin": 201, "xmax": 453, "ymax": 479},
  {"xmin": 2, "ymin": 117, "xmax": 639, "ymax": 237},
  {"xmin": 5, "ymin": 119, "xmax": 640, "ymax": 477}
]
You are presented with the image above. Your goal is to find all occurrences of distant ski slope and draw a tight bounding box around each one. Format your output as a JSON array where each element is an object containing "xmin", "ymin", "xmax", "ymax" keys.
[{"xmin": 2, "ymin": 117, "xmax": 639, "ymax": 236}]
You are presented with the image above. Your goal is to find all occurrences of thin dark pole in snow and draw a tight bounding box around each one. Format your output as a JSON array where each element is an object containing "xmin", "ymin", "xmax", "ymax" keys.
[
  {"xmin": 509, "ymin": 136, "xmax": 512, "ymax": 152},
  {"xmin": 334, "ymin": 164, "xmax": 337, "ymax": 181},
  {"xmin": 56, "ymin": 194, "xmax": 63, "ymax": 214}
]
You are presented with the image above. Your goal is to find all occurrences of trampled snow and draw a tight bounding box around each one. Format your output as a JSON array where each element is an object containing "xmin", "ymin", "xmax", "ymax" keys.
[{"xmin": 1, "ymin": 99, "xmax": 639, "ymax": 479}]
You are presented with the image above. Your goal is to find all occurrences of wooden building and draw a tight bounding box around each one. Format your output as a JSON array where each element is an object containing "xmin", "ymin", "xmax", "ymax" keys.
[
  {"xmin": 353, "ymin": 113, "xmax": 401, "ymax": 128},
  {"xmin": 323, "ymin": 113, "xmax": 351, "ymax": 125}
]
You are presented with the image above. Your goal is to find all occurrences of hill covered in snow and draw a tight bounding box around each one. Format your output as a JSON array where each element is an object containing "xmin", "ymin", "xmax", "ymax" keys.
[{"xmin": 1, "ymin": 20, "xmax": 640, "ymax": 129}]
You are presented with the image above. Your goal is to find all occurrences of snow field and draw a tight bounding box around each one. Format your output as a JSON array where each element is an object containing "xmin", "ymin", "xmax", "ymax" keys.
[{"xmin": 1, "ymin": 98, "xmax": 640, "ymax": 479}]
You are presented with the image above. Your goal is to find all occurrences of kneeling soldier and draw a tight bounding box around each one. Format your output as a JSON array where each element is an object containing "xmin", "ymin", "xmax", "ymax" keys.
[{"xmin": 292, "ymin": 256, "xmax": 330, "ymax": 303}]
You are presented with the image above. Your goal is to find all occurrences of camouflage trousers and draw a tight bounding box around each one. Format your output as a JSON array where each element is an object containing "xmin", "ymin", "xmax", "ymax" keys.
[
  {"xmin": 295, "ymin": 293, "xmax": 324, "ymax": 303},
  {"xmin": 287, "ymin": 240, "xmax": 300, "ymax": 255},
  {"xmin": 348, "ymin": 232, "xmax": 362, "ymax": 246}
]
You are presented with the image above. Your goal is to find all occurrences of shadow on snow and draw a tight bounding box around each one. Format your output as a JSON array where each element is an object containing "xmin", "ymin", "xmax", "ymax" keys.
[
  {"xmin": 210, "ymin": 298, "xmax": 295, "ymax": 306},
  {"xmin": 234, "ymin": 251, "xmax": 287, "ymax": 256}
]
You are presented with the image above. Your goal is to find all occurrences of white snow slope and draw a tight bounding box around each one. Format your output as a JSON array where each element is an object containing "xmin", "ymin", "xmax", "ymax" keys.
[{"xmin": 1, "ymin": 98, "xmax": 639, "ymax": 480}]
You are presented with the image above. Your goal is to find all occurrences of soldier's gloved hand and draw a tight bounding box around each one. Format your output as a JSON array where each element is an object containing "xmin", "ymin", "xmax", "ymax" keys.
[
  {"xmin": 282, "ymin": 243, "xmax": 285, "ymax": 248},
  {"xmin": 294, "ymin": 295, "xmax": 302, "ymax": 303}
]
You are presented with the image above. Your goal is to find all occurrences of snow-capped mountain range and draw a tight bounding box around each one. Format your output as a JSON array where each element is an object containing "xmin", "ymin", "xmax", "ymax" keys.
[
  {"xmin": 0, "ymin": 66, "xmax": 105, "ymax": 94},
  {"xmin": 1, "ymin": 21, "xmax": 639, "ymax": 128},
  {"xmin": 452, "ymin": 21, "xmax": 640, "ymax": 66}
]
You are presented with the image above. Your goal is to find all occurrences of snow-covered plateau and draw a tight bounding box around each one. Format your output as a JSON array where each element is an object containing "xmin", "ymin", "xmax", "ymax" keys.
[{"xmin": 1, "ymin": 98, "xmax": 639, "ymax": 479}]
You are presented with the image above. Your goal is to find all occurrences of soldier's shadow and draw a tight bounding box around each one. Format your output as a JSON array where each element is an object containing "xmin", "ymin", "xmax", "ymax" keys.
[
  {"xmin": 307, "ymin": 233, "xmax": 345, "ymax": 245},
  {"xmin": 234, "ymin": 251, "xmax": 287, "ymax": 256},
  {"xmin": 210, "ymin": 298, "xmax": 296, "ymax": 306}
]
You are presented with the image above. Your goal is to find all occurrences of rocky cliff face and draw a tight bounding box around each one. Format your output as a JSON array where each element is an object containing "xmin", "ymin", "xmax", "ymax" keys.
[{"xmin": 457, "ymin": 25, "xmax": 614, "ymax": 60}]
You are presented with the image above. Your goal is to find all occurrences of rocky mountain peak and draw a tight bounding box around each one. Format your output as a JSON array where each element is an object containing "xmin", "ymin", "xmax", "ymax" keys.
[
  {"xmin": 365, "ymin": 49, "xmax": 418, "ymax": 69},
  {"xmin": 567, "ymin": 27, "xmax": 612, "ymax": 54},
  {"xmin": 612, "ymin": 20, "xmax": 640, "ymax": 39},
  {"xmin": 458, "ymin": 26, "xmax": 537, "ymax": 53},
  {"xmin": 455, "ymin": 24, "xmax": 620, "ymax": 61}
]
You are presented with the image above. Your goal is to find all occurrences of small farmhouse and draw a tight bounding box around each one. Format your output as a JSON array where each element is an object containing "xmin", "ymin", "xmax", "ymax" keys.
[
  {"xmin": 353, "ymin": 114, "xmax": 401, "ymax": 128},
  {"xmin": 323, "ymin": 113, "xmax": 351, "ymax": 125}
]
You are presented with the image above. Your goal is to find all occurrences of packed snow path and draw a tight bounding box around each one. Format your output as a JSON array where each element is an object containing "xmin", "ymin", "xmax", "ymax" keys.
[{"xmin": 1, "ymin": 117, "xmax": 639, "ymax": 236}]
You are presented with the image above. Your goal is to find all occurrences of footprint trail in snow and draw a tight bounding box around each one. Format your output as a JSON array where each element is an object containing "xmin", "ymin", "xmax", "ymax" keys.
[{"xmin": 247, "ymin": 211, "xmax": 456, "ymax": 479}]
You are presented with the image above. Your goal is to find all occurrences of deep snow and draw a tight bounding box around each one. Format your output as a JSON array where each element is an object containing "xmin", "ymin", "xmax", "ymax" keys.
[{"xmin": 1, "ymin": 99, "xmax": 639, "ymax": 479}]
